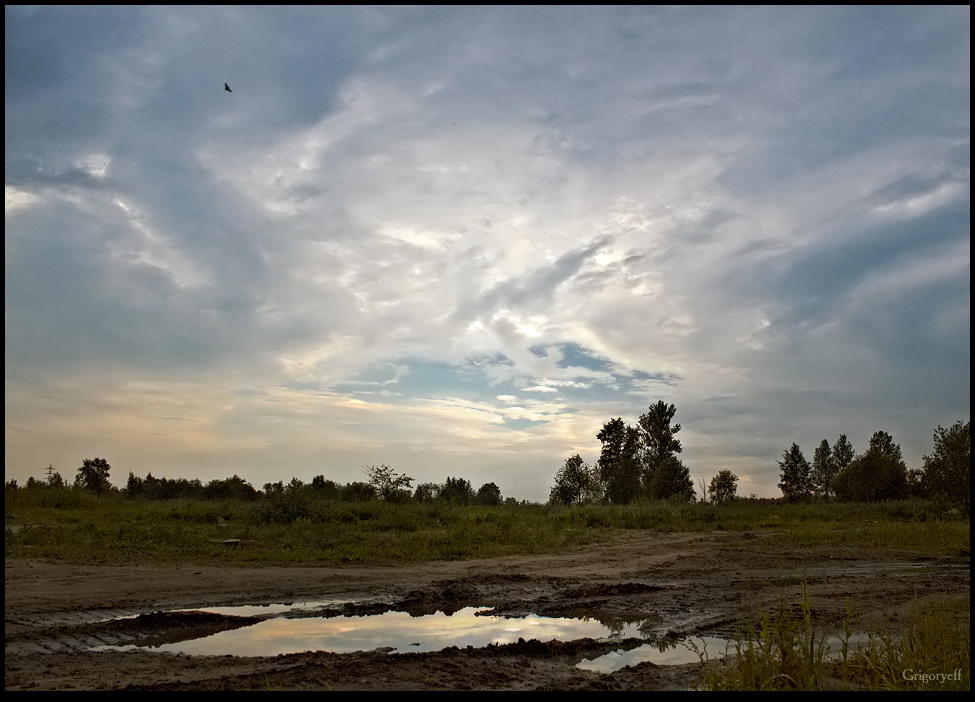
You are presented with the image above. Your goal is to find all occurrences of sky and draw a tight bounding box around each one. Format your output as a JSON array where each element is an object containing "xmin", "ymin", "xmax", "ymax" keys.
[{"xmin": 5, "ymin": 6, "xmax": 970, "ymax": 501}]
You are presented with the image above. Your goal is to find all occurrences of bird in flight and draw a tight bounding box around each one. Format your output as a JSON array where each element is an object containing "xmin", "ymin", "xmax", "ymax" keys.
[{"xmin": 225, "ymin": 83, "xmax": 232, "ymax": 93}]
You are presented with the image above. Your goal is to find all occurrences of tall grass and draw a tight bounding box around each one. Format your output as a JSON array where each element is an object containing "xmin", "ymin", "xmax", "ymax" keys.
[
  {"xmin": 696, "ymin": 592, "xmax": 970, "ymax": 691},
  {"xmin": 695, "ymin": 584, "xmax": 832, "ymax": 690},
  {"xmin": 843, "ymin": 597, "xmax": 970, "ymax": 690}
]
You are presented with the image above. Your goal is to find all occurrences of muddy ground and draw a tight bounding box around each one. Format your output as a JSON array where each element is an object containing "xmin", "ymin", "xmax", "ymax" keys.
[{"xmin": 5, "ymin": 532, "xmax": 969, "ymax": 690}]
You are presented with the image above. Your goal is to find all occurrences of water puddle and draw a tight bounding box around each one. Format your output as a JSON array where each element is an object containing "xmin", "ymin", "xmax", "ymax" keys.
[
  {"xmin": 91, "ymin": 599, "xmax": 872, "ymax": 676},
  {"xmin": 579, "ymin": 631, "xmax": 876, "ymax": 674},
  {"xmin": 578, "ymin": 636, "xmax": 730, "ymax": 673},
  {"xmin": 95, "ymin": 603, "xmax": 659, "ymax": 657}
]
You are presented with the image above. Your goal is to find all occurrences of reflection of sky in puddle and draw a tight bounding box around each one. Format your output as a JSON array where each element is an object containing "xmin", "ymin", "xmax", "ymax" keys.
[
  {"xmin": 578, "ymin": 632, "xmax": 875, "ymax": 674},
  {"xmin": 112, "ymin": 606, "xmax": 647, "ymax": 657},
  {"xmin": 578, "ymin": 636, "xmax": 730, "ymax": 673}
]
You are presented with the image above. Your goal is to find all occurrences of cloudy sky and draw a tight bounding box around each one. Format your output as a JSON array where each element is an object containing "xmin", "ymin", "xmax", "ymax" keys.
[{"xmin": 5, "ymin": 6, "xmax": 970, "ymax": 500}]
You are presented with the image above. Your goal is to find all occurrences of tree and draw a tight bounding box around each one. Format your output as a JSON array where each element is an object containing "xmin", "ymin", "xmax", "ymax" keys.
[
  {"xmin": 310, "ymin": 475, "xmax": 341, "ymax": 500},
  {"xmin": 126, "ymin": 471, "xmax": 144, "ymax": 497},
  {"xmin": 832, "ymin": 452, "xmax": 908, "ymax": 502},
  {"xmin": 440, "ymin": 476, "xmax": 476, "ymax": 505},
  {"xmin": 697, "ymin": 475, "xmax": 709, "ymax": 503},
  {"xmin": 76, "ymin": 457, "xmax": 112, "ymax": 495},
  {"xmin": 867, "ymin": 430, "xmax": 903, "ymax": 464},
  {"xmin": 777, "ymin": 443, "xmax": 811, "ymax": 502},
  {"xmin": 833, "ymin": 430, "xmax": 908, "ymax": 502},
  {"xmin": 549, "ymin": 454, "xmax": 600, "ymax": 506},
  {"xmin": 596, "ymin": 418, "xmax": 642, "ymax": 504},
  {"xmin": 922, "ymin": 420, "xmax": 970, "ymax": 515},
  {"xmin": 263, "ymin": 481, "xmax": 285, "ymax": 494},
  {"xmin": 708, "ymin": 470, "xmax": 739, "ymax": 505},
  {"xmin": 363, "ymin": 464, "xmax": 414, "ymax": 502},
  {"xmin": 203, "ymin": 475, "xmax": 258, "ymax": 501},
  {"xmin": 475, "ymin": 482, "xmax": 503, "ymax": 506},
  {"xmin": 647, "ymin": 455, "xmax": 695, "ymax": 502},
  {"xmin": 413, "ymin": 482, "xmax": 441, "ymax": 503},
  {"xmin": 341, "ymin": 481, "xmax": 377, "ymax": 502},
  {"xmin": 810, "ymin": 439, "xmax": 839, "ymax": 499},
  {"xmin": 831, "ymin": 434, "xmax": 855, "ymax": 473},
  {"xmin": 46, "ymin": 466, "xmax": 66, "ymax": 489},
  {"xmin": 637, "ymin": 401, "xmax": 682, "ymax": 494},
  {"xmin": 906, "ymin": 468, "xmax": 927, "ymax": 499}
]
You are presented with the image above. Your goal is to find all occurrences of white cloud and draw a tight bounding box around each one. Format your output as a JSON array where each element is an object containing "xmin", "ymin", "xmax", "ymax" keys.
[{"xmin": 4, "ymin": 6, "xmax": 969, "ymax": 500}]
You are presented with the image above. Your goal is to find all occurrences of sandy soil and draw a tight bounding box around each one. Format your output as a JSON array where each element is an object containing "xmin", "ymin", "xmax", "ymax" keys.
[{"xmin": 5, "ymin": 531, "xmax": 969, "ymax": 690}]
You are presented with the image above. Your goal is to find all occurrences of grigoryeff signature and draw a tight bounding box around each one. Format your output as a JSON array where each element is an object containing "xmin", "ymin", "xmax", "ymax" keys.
[{"xmin": 901, "ymin": 669, "xmax": 964, "ymax": 684}]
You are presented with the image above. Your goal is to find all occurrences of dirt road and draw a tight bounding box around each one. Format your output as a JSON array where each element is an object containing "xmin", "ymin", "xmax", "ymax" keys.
[{"xmin": 5, "ymin": 532, "xmax": 969, "ymax": 690}]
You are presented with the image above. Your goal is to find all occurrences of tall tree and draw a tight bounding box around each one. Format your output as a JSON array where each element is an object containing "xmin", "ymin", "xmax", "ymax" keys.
[
  {"xmin": 923, "ymin": 420, "xmax": 970, "ymax": 515},
  {"xmin": 647, "ymin": 455, "xmax": 695, "ymax": 501},
  {"xmin": 810, "ymin": 439, "xmax": 839, "ymax": 499},
  {"xmin": 831, "ymin": 434, "xmax": 855, "ymax": 473},
  {"xmin": 76, "ymin": 457, "xmax": 112, "ymax": 495},
  {"xmin": 637, "ymin": 401, "xmax": 682, "ymax": 491},
  {"xmin": 549, "ymin": 454, "xmax": 600, "ymax": 506},
  {"xmin": 708, "ymin": 470, "xmax": 739, "ymax": 505},
  {"xmin": 867, "ymin": 430, "xmax": 903, "ymax": 463},
  {"xmin": 832, "ymin": 453, "xmax": 908, "ymax": 502},
  {"xmin": 596, "ymin": 418, "xmax": 642, "ymax": 504},
  {"xmin": 833, "ymin": 430, "xmax": 908, "ymax": 502},
  {"xmin": 440, "ymin": 476, "xmax": 476, "ymax": 505},
  {"xmin": 777, "ymin": 443, "xmax": 811, "ymax": 502},
  {"xmin": 475, "ymin": 482, "xmax": 504, "ymax": 506}
]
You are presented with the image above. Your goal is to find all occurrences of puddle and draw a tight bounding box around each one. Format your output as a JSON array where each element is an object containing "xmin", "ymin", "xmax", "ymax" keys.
[
  {"xmin": 579, "ymin": 631, "xmax": 876, "ymax": 674},
  {"xmin": 95, "ymin": 603, "xmax": 656, "ymax": 657},
  {"xmin": 578, "ymin": 636, "xmax": 730, "ymax": 673},
  {"xmin": 87, "ymin": 599, "xmax": 875, "ymax": 678}
]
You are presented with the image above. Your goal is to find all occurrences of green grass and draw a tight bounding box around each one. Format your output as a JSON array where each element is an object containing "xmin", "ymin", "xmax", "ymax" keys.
[
  {"xmin": 5, "ymin": 490, "xmax": 969, "ymax": 566},
  {"xmin": 6, "ymin": 496, "xmax": 607, "ymax": 564}
]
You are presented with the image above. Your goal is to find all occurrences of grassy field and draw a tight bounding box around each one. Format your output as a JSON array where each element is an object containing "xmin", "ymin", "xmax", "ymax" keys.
[{"xmin": 5, "ymin": 489, "xmax": 969, "ymax": 566}]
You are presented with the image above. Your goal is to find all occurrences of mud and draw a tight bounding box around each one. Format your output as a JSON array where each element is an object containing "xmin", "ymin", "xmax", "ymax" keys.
[{"xmin": 5, "ymin": 532, "xmax": 969, "ymax": 690}]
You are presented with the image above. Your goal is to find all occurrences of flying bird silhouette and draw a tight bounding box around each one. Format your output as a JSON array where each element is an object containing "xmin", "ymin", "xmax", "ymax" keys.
[{"xmin": 225, "ymin": 83, "xmax": 232, "ymax": 93}]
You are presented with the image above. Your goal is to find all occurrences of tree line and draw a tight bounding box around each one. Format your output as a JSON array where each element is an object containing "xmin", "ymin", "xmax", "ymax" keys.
[
  {"xmin": 777, "ymin": 420, "xmax": 970, "ymax": 514},
  {"xmin": 6, "ymin": 460, "xmax": 512, "ymax": 508},
  {"xmin": 550, "ymin": 400, "xmax": 969, "ymax": 515}
]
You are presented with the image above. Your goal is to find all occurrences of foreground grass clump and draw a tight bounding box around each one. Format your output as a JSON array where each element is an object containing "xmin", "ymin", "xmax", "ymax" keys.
[
  {"xmin": 5, "ymin": 488, "xmax": 970, "ymax": 565},
  {"xmin": 696, "ymin": 590, "xmax": 970, "ymax": 691},
  {"xmin": 843, "ymin": 597, "xmax": 970, "ymax": 690},
  {"xmin": 695, "ymin": 584, "xmax": 834, "ymax": 691}
]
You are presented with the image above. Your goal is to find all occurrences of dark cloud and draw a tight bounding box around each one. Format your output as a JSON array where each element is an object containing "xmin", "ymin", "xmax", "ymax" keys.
[{"xmin": 5, "ymin": 6, "xmax": 968, "ymax": 498}]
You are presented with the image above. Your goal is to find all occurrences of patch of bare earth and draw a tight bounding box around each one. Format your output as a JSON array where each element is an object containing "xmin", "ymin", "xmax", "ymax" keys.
[{"xmin": 5, "ymin": 532, "xmax": 969, "ymax": 690}]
